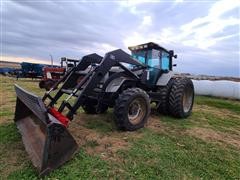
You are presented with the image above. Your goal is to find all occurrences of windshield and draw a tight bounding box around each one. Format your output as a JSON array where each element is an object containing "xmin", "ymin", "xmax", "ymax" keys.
[
  {"xmin": 132, "ymin": 49, "xmax": 170, "ymax": 70},
  {"xmin": 132, "ymin": 49, "xmax": 160, "ymax": 68},
  {"xmin": 132, "ymin": 51, "xmax": 146, "ymax": 64}
]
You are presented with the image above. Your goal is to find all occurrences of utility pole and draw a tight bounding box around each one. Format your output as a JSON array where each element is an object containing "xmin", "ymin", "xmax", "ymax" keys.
[{"xmin": 49, "ymin": 54, "xmax": 53, "ymax": 67}]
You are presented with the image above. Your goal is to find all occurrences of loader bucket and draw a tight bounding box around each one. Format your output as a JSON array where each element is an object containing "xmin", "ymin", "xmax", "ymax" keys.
[{"xmin": 14, "ymin": 84, "xmax": 78, "ymax": 176}]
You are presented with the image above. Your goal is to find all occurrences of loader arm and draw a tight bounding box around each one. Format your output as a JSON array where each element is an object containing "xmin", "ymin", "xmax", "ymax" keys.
[
  {"xmin": 43, "ymin": 53, "xmax": 103, "ymax": 101},
  {"xmin": 55, "ymin": 49, "xmax": 146, "ymax": 119}
]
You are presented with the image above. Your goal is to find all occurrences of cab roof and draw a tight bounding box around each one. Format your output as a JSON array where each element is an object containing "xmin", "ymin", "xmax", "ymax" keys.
[{"xmin": 128, "ymin": 42, "xmax": 169, "ymax": 53}]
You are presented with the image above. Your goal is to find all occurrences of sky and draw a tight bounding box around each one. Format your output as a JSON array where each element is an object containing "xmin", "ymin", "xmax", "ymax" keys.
[{"xmin": 1, "ymin": 0, "xmax": 240, "ymax": 77}]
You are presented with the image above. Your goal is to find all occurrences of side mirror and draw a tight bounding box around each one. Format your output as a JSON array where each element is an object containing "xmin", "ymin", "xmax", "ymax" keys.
[
  {"xmin": 169, "ymin": 50, "xmax": 177, "ymax": 59},
  {"xmin": 169, "ymin": 50, "xmax": 174, "ymax": 56}
]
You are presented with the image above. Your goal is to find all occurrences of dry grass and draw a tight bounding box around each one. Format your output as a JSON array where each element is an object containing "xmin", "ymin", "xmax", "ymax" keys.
[{"xmin": 0, "ymin": 75, "xmax": 240, "ymax": 179}]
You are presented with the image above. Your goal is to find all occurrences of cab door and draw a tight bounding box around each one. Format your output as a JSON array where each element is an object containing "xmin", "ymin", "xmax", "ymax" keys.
[
  {"xmin": 161, "ymin": 51, "xmax": 170, "ymax": 71},
  {"xmin": 147, "ymin": 49, "xmax": 161, "ymax": 85}
]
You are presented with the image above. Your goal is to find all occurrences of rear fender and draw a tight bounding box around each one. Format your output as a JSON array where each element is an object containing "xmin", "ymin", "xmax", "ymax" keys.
[{"xmin": 156, "ymin": 71, "xmax": 175, "ymax": 86}]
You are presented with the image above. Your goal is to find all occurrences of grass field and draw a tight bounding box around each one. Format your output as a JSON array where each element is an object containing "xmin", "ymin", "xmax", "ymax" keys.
[{"xmin": 0, "ymin": 75, "xmax": 240, "ymax": 179}]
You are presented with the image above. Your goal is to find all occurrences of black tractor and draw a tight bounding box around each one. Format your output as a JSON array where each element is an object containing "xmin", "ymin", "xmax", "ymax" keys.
[{"xmin": 13, "ymin": 42, "xmax": 194, "ymax": 176}]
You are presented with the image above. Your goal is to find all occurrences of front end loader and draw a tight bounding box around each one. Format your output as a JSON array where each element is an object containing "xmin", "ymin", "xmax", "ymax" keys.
[
  {"xmin": 13, "ymin": 42, "xmax": 194, "ymax": 176},
  {"xmin": 14, "ymin": 85, "xmax": 77, "ymax": 176},
  {"xmin": 13, "ymin": 53, "xmax": 103, "ymax": 176}
]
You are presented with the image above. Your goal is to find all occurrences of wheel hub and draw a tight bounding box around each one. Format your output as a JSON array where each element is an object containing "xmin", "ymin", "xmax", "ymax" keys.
[
  {"xmin": 183, "ymin": 87, "xmax": 193, "ymax": 113},
  {"xmin": 128, "ymin": 98, "xmax": 146, "ymax": 125}
]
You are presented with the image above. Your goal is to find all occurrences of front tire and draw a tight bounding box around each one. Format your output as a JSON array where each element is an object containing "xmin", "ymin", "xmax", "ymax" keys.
[
  {"xmin": 168, "ymin": 78, "xmax": 194, "ymax": 118},
  {"xmin": 114, "ymin": 88, "xmax": 150, "ymax": 131}
]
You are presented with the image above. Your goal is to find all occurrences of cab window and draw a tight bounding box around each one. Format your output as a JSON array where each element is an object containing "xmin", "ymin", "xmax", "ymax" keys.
[
  {"xmin": 147, "ymin": 49, "xmax": 160, "ymax": 68},
  {"xmin": 132, "ymin": 51, "xmax": 145, "ymax": 64},
  {"xmin": 161, "ymin": 51, "xmax": 170, "ymax": 70}
]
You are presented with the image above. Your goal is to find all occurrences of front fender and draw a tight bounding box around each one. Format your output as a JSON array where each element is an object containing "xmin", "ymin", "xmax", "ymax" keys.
[{"xmin": 105, "ymin": 77, "xmax": 131, "ymax": 92}]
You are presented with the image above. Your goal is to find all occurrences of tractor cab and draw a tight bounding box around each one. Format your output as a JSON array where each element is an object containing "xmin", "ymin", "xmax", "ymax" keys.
[{"xmin": 128, "ymin": 42, "xmax": 177, "ymax": 85}]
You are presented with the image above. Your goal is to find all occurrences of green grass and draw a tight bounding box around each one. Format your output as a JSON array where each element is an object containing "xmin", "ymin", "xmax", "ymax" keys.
[
  {"xmin": 0, "ymin": 123, "xmax": 20, "ymax": 144},
  {"xmin": 0, "ymin": 75, "xmax": 240, "ymax": 179},
  {"xmin": 8, "ymin": 150, "xmax": 110, "ymax": 179},
  {"xmin": 158, "ymin": 98, "xmax": 240, "ymax": 134},
  {"xmin": 196, "ymin": 96, "xmax": 240, "ymax": 114},
  {"xmin": 84, "ymin": 120, "xmax": 114, "ymax": 133},
  {"xmin": 84, "ymin": 140, "xmax": 99, "ymax": 148},
  {"xmin": 83, "ymin": 114, "xmax": 116, "ymax": 134},
  {"xmin": 0, "ymin": 110, "xmax": 14, "ymax": 117},
  {"xmin": 116, "ymin": 129, "xmax": 240, "ymax": 179}
]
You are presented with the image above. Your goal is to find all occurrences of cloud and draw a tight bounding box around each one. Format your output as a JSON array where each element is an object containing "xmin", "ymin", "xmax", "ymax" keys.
[
  {"xmin": 175, "ymin": 0, "xmax": 184, "ymax": 3},
  {"xmin": 2, "ymin": 0, "xmax": 240, "ymax": 76},
  {"xmin": 141, "ymin": 15, "xmax": 152, "ymax": 27},
  {"xmin": 179, "ymin": 0, "xmax": 240, "ymax": 49},
  {"xmin": 1, "ymin": 55, "xmax": 51, "ymax": 65},
  {"xmin": 119, "ymin": 0, "xmax": 148, "ymax": 7},
  {"xmin": 122, "ymin": 0, "xmax": 239, "ymax": 76},
  {"xmin": 118, "ymin": 0, "xmax": 148, "ymax": 15},
  {"xmin": 2, "ymin": 1, "xmax": 137, "ymax": 61},
  {"xmin": 208, "ymin": 0, "xmax": 240, "ymax": 18}
]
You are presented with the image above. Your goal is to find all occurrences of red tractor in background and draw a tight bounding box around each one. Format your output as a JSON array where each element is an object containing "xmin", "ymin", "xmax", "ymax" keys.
[
  {"xmin": 39, "ymin": 66, "xmax": 65, "ymax": 90},
  {"xmin": 39, "ymin": 57, "xmax": 80, "ymax": 90}
]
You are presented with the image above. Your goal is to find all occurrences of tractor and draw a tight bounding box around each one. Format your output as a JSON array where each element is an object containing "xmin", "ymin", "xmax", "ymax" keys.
[
  {"xmin": 13, "ymin": 42, "xmax": 194, "ymax": 176},
  {"xmin": 39, "ymin": 57, "xmax": 81, "ymax": 90}
]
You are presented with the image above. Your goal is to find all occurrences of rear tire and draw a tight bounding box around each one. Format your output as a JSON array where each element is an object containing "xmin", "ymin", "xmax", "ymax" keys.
[
  {"xmin": 44, "ymin": 79, "xmax": 56, "ymax": 91},
  {"xmin": 39, "ymin": 79, "xmax": 55, "ymax": 91},
  {"xmin": 39, "ymin": 80, "xmax": 45, "ymax": 89},
  {"xmin": 169, "ymin": 78, "xmax": 194, "ymax": 118},
  {"xmin": 114, "ymin": 88, "xmax": 150, "ymax": 131},
  {"xmin": 156, "ymin": 78, "xmax": 174, "ymax": 114},
  {"xmin": 82, "ymin": 102, "xmax": 108, "ymax": 114}
]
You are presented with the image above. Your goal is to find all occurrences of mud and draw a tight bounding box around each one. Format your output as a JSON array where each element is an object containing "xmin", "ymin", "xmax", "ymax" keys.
[{"xmin": 68, "ymin": 117, "xmax": 143, "ymax": 161}]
